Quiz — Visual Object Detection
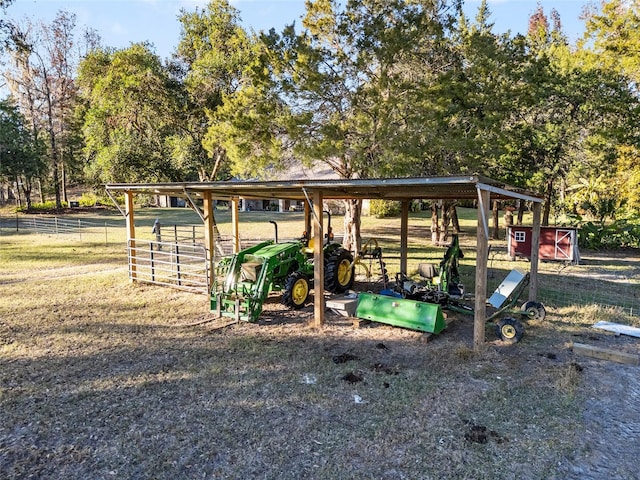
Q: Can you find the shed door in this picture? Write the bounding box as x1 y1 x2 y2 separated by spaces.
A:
555 229 573 260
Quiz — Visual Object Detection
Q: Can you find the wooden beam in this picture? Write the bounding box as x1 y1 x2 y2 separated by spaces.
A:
400 200 409 274
231 197 240 253
125 190 137 281
572 342 640 366
202 191 215 290
474 189 490 352
312 190 325 328
529 202 541 301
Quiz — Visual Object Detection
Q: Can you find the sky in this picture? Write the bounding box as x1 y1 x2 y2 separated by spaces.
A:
3 0 592 59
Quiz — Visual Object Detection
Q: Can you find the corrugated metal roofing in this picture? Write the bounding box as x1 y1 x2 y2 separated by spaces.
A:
106 175 542 203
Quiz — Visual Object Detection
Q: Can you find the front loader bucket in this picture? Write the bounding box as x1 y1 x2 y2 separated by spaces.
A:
356 293 446 334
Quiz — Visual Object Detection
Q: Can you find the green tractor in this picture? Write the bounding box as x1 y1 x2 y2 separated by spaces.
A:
210 218 355 322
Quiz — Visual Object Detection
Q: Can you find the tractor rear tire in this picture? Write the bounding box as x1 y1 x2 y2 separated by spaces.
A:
325 248 355 293
521 301 546 321
496 317 525 344
282 271 310 309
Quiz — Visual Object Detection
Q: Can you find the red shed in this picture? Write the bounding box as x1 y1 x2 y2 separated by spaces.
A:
507 226 580 264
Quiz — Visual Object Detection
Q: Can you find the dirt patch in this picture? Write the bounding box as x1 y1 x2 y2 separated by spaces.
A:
464 424 507 445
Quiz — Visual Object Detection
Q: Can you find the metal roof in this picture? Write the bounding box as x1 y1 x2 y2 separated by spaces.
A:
105 175 542 203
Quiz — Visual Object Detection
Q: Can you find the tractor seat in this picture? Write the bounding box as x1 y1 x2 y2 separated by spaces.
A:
417 263 438 281
301 238 315 255
241 257 264 282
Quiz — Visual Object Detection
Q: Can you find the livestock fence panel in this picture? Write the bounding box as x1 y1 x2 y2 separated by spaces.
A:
128 239 209 294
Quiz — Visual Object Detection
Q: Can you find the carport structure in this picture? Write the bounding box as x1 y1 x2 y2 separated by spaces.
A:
106 175 543 351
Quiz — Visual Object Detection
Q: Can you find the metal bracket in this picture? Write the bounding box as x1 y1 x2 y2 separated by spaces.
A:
476 186 490 241
182 189 205 223
302 187 323 236
105 189 126 218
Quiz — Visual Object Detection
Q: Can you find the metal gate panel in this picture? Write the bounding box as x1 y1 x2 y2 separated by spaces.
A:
128 239 209 293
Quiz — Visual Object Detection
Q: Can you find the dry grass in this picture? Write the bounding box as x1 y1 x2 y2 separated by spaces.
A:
0 232 593 479
1 210 637 479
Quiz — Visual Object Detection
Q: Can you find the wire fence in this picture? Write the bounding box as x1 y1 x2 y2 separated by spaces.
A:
480 254 640 318
0 214 124 244
4 215 639 316
537 261 640 318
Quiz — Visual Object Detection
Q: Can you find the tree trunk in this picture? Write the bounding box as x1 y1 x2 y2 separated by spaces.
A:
451 205 460 234
517 200 525 225
21 177 32 210
492 200 500 240
438 200 452 244
14 176 22 208
542 180 553 226
52 159 61 208
430 202 440 244
37 179 44 203
62 162 67 203
342 198 362 253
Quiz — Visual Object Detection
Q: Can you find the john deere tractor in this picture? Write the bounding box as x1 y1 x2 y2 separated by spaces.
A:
210 219 354 322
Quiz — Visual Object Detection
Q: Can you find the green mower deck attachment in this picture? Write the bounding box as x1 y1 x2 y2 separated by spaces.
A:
356 292 447 334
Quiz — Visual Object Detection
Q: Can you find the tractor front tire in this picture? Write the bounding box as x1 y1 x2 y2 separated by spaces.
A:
496 317 525 344
521 301 546 321
282 271 310 309
325 248 355 293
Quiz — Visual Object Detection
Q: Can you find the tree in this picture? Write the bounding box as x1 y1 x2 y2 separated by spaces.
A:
172 0 255 182
0 100 46 208
0 0 15 49
579 0 640 217
581 0 640 85
4 12 94 207
486 4 639 226
78 43 182 184
209 0 460 251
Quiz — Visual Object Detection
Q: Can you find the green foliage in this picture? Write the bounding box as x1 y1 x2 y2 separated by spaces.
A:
566 175 626 226
370 199 401 218
582 0 640 83
77 43 183 184
5 0 640 256
0 100 47 208
16 200 59 212
174 0 254 181
78 191 113 207
578 218 640 250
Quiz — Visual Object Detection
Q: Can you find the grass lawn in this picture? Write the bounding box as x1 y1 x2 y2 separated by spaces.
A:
5 207 639 479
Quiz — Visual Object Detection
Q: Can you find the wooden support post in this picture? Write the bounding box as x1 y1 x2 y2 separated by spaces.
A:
312 190 325 328
231 197 240 253
474 189 490 352
529 202 541 301
400 200 409 275
203 191 215 290
125 190 137 281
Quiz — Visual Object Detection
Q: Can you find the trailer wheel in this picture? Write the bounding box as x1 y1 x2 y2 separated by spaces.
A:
496 317 524 344
282 271 310 309
325 248 355 293
521 301 546 321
